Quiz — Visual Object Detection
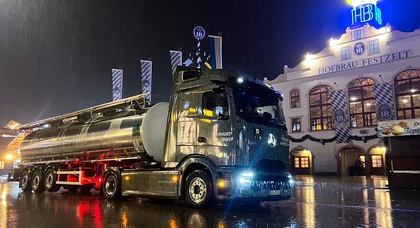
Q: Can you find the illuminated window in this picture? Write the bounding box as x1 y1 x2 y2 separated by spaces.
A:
348 78 376 127
309 85 332 131
290 89 300 108
394 69 420 119
371 155 382 168
354 29 362 40
368 40 379 54
291 117 301 132
0 161 4 169
294 156 309 168
341 46 351 60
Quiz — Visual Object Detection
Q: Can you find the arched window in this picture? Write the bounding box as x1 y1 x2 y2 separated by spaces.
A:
309 85 332 131
290 89 300 108
394 69 420 119
348 78 376 127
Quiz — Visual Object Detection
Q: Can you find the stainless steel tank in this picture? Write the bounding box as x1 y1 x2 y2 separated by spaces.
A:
20 113 144 161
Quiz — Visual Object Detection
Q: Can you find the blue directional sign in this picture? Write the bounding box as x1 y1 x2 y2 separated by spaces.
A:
193 26 206 40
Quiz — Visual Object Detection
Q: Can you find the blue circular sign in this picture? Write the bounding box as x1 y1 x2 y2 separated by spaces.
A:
378 104 392 120
333 109 346 124
354 42 365 55
193 26 205 40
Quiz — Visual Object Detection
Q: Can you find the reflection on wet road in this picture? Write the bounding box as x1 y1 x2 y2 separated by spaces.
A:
1 175 420 227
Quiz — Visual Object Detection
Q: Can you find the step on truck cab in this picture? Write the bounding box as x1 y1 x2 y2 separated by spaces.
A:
12 67 293 208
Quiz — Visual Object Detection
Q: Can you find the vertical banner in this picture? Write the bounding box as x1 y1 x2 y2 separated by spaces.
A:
330 90 351 143
373 82 395 121
112 68 123 101
208 35 223 69
169 50 182 74
140 60 152 102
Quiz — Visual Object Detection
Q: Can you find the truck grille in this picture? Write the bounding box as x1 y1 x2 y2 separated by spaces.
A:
250 180 283 191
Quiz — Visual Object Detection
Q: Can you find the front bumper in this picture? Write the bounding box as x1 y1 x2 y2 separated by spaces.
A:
215 171 293 201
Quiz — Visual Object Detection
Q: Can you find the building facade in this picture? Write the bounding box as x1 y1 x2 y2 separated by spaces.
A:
270 23 420 176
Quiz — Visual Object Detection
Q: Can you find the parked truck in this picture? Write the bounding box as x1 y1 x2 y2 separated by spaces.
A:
8 67 292 208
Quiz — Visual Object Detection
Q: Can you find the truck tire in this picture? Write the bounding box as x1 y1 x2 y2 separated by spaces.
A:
44 169 61 192
103 171 122 199
31 170 45 192
185 170 215 208
20 170 32 192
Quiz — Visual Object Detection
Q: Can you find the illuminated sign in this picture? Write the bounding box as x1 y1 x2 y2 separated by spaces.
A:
354 42 365 55
347 0 382 28
318 50 410 74
0 128 18 136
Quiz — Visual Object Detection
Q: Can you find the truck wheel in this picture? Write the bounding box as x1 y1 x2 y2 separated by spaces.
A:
31 170 45 192
103 171 122 199
44 169 61 192
20 170 32 192
185 170 215 208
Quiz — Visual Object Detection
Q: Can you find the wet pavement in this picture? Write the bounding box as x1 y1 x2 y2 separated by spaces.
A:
1 175 420 228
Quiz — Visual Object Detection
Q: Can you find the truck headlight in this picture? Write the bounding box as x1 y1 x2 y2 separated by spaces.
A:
239 171 254 184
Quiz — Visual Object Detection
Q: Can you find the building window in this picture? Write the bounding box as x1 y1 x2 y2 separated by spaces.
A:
294 156 309 168
348 78 376 127
0 161 4 169
290 89 300 108
394 69 420 119
354 29 362 40
368 40 379 54
309 85 332 131
341 46 351 60
371 155 383 168
291 117 301 132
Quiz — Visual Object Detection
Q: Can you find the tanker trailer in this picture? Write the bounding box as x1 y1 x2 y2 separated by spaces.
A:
15 67 293 208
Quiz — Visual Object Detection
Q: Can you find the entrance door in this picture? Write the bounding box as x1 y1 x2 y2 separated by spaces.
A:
370 155 384 175
291 155 311 175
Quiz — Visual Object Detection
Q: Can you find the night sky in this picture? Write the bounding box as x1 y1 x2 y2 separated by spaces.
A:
0 0 419 126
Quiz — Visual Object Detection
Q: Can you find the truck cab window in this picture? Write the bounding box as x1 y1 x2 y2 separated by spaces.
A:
202 92 228 118
234 88 285 127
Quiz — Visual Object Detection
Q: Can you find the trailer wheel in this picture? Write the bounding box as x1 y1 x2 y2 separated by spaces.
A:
44 169 61 192
20 170 32 192
185 170 215 208
103 171 122 199
31 170 45 192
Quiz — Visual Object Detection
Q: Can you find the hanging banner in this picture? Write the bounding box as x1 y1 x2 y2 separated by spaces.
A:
140 60 152 102
112 68 123 101
208 35 223 69
373 82 395 121
169 50 182 75
377 118 420 137
330 90 350 143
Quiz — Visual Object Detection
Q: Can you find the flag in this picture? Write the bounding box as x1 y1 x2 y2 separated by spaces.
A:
330 90 350 143
169 50 182 74
140 60 152 102
208 35 222 69
183 58 193 67
373 83 395 121
112 68 123 101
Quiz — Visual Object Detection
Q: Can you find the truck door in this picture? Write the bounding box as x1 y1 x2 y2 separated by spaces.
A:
196 90 233 165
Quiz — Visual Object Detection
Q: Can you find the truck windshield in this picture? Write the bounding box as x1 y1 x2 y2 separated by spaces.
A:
233 87 286 127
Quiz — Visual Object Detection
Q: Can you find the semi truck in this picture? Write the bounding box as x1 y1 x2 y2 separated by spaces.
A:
8 67 292 208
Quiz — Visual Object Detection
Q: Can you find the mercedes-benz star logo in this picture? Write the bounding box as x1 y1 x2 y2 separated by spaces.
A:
267 133 277 148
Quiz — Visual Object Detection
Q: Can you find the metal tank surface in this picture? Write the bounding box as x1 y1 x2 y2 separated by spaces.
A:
18 95 153 161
